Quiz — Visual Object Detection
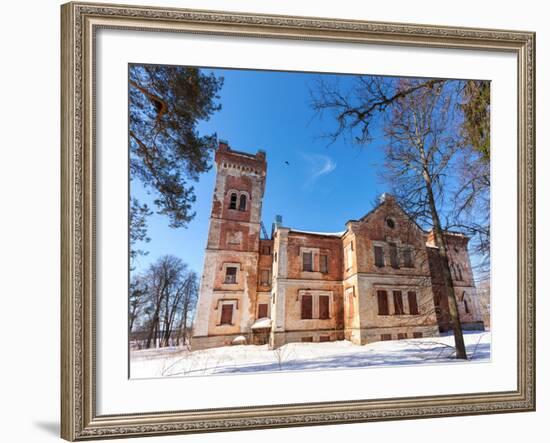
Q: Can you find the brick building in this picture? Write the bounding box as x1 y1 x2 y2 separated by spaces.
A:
191 142 485 350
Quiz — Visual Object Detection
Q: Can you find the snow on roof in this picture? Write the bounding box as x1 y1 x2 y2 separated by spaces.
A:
251 318 272 329
289 229 346 237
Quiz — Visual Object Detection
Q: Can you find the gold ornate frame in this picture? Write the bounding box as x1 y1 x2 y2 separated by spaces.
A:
60 1 536 440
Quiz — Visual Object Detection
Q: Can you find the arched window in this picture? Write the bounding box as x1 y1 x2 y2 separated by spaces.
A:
229 193 237 210
239 194 247 211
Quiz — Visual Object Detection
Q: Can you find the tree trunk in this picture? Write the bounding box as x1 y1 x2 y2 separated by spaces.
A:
424 170 467 359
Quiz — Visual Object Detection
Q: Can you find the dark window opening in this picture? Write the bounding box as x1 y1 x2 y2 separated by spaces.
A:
393 290 404 315
413 332 423 338
224 266 237 284
457 265 463 281
239 194 247 211
377 290 389 315
389 242 399 269
408 291 419 315
374 246 385 267
397 333 408 340
229 193 237 210
302 251 313 272
301 294 313 319
258 303 268 318
386 218 395 229
260 269 270 286
403 248 414 268
320 254 328 273
319 295 330 319
381 334 392 341
220 304 233 325
301 336 313 343
319 336 330 342
261 245 271 255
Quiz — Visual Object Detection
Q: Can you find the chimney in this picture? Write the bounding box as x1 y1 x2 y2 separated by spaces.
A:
271 215 283 234
380 193 395 203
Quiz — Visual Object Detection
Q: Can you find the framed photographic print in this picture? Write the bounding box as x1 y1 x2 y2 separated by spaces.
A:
60 1 536 440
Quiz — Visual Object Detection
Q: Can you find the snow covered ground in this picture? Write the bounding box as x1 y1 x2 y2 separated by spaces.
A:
130 331 490 379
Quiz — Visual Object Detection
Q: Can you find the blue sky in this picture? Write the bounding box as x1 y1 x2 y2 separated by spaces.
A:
131 68 395 275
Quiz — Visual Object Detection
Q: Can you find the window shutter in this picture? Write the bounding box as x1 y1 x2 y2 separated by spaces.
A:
301 294 313 319
303 252 313 272
377 290 389 315
389 243 399 268
258 303 268 318
408 291 419 315
403 248 414 267
319 295 330 319
220 304 233 325
320 254 328 273
374 246 385 267
393 290 404 315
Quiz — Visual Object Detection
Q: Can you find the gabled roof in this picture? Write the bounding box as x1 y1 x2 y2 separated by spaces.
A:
348 196 428 235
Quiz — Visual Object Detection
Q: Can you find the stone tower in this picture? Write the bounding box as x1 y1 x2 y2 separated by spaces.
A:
192 141 267 349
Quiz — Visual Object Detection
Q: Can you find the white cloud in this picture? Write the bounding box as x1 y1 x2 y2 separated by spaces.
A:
300 152 337 190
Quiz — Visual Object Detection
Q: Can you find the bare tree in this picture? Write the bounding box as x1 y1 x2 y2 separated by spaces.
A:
129 274 147 333
312 77 472 359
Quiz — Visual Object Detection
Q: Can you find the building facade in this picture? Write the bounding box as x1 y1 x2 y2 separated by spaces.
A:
191 142 485 350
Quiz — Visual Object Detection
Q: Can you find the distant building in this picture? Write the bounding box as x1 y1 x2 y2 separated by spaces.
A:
192 142 485 350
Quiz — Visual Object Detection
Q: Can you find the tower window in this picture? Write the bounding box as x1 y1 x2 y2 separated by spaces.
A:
224 266 237 284
239 194 247 211
229 193 237 210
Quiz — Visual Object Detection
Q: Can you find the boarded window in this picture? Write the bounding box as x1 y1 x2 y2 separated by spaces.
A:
345 243 353 269
403 248 414 267
374 246 385 267
389 242 399 268
377 290 389 315
397 333 408 340
346 287 355 319
393 290 404 315
381 334 392 341
319 335 330 342
224 266 237 284
258 303 268 318
220 304 233 325
261 245 271 255
239 194 247 211
260 269 270 286
320 254 329 273
464 298 470 314
408 291 419 315
301 336 313 342
229 193 237 209
301 294 313 319
302 251 313 272
413 332 423 338
319 295 330 319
